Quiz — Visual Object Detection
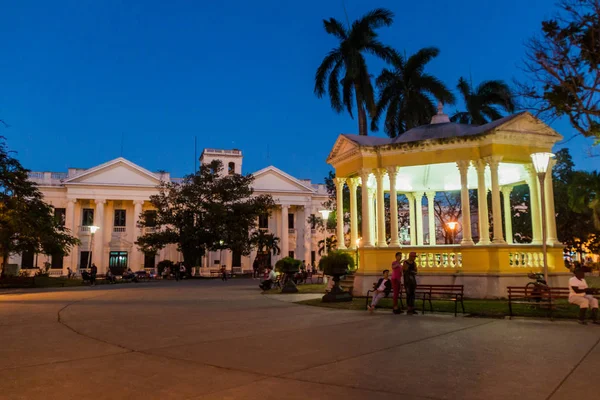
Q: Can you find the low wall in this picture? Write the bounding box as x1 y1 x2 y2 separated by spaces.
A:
352 272 572 299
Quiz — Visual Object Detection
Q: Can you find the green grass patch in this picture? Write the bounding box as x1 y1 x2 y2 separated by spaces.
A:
263 283 326 294
296 297 590 319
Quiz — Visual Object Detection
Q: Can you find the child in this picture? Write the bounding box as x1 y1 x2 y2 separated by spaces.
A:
368 270 392 313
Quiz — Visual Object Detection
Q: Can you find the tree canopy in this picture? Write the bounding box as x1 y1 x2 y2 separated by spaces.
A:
136 160 275 269
520 0 600 140
0 138 79 274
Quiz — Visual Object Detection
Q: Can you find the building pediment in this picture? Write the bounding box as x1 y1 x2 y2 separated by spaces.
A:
64 157 161 187
326 135 362 164
252 166 315 193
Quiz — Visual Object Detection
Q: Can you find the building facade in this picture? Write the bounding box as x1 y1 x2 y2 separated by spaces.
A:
14 149 329 275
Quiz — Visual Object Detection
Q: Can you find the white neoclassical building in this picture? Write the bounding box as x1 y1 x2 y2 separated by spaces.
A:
14 149 329 275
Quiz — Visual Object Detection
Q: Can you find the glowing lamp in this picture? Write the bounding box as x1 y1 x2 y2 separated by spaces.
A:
530 152 555 174
89 225 100 234
319 209 331 220
446 221 458 231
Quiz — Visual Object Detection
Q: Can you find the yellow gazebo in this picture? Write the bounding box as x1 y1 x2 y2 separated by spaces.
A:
326 105 565 298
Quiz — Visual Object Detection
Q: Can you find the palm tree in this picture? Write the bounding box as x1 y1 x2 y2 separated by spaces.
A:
250 230 281 266
371 47 455 138
318 235 338 256
314 8 397 136
569 171 600 230
450 77 516 124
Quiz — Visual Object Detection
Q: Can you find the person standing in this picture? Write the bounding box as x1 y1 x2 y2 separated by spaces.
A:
391 252 403 314
403 252 418 315
90 263 98 286
221 265 227 282
179 263 186 280
252 258 259 279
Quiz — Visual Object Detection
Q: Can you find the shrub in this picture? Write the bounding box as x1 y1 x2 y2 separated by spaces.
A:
157 260 174 276
318 250 354 276
275 257 301 274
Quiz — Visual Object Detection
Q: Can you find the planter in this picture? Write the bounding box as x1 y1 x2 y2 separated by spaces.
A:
322 273 352 302
339 274 355 295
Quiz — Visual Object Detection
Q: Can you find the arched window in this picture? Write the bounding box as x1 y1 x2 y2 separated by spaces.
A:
228 162 235 175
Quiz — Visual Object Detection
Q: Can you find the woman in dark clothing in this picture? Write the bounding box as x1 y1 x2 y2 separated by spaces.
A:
403 252 418 315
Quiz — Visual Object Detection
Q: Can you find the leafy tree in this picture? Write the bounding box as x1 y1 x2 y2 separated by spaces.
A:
371 47 456 137
432 192 462 244
250 229 280 267
451 77 516 124
519 0 600 140
317 235 337 256
0 138 79 276
314 8 397 136
569 170 600 229
136 160 275 270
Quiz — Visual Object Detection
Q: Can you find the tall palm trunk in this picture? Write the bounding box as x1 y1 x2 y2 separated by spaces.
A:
354 82 368 136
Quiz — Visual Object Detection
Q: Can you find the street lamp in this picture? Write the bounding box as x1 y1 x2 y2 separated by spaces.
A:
531 152 554 284
319 209 331 255
355 238 361 270
446 221 458 244
87 225 100 271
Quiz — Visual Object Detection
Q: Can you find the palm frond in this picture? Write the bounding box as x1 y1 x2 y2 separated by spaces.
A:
323 18 347 40
355 8 394 30
314 50 342 97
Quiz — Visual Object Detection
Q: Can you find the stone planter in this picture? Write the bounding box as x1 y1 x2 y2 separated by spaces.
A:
322 272 352 302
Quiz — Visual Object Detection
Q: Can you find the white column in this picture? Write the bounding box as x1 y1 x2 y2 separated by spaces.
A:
65 199 77 271
426 191 436 245
525 165 542 244
456 161 474 245
334 177 347 249
501 186 514 244
296 205 305 258
359 169 373 247
387 167 400 247
93 199 106 271
303 205 311 262
281 205 289 257
545 159 559 245
486 156 506 244
415 192 424 246
368 188 377 245
348 178 359 248
132 200 144 270
374 169 387 247
474 160 491 245
407 193 416 245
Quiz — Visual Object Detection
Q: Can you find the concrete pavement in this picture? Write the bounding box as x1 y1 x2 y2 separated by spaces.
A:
0 279 599 400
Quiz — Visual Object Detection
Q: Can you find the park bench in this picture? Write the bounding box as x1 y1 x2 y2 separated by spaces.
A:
209 269 220 277
507 286 572 320
417 284 465 317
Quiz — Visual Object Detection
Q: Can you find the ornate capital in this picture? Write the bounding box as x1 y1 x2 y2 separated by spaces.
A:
415 191 424 200
501 185 513 196
359 168 372 181
484 155 502 170
386 166 398 178
334 177 346 188
456 160 471 176
347 177 360 190
67 198 77 204
133 200 145 206
94 199 106 205
425 191 436 200
474 159 487 174
373 168 386 184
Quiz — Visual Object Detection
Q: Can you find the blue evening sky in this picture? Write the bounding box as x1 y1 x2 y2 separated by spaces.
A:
1 0 596 183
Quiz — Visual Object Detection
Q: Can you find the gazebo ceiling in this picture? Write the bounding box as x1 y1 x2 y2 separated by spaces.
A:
365 162 528 193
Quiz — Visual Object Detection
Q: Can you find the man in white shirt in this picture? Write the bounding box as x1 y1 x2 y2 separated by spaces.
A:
259 266 276 290
569 269 600 325
368 270 392 313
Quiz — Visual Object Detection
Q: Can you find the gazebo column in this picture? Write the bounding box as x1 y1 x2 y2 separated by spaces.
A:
456 161 474 245
475 160 491 245
359 169 374 247
369 188 377 245
416 192 424 246
375 169 387 247
486 156 506 244
426 191 436 245
387 167 400 247
407 193 416 245
334 177 347 249
525 165 542 244
501 186 514 244
545 159 559 245
347 178 359 248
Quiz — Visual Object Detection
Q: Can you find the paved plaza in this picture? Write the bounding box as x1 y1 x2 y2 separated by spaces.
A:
1 280 599 400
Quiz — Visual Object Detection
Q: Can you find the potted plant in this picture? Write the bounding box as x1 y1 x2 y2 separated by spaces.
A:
319 250 354 302
275 257 301 293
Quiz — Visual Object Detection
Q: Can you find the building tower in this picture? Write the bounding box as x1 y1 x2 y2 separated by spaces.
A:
199 148 243 175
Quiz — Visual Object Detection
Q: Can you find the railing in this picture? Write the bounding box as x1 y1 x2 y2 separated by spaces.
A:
143 227 157 234
288 228 296 234
28 172 44 179
113 226 126 233
415 251 462 269
509 251 544 268
80 226 91 233
51 172 68 180
204 149 241 155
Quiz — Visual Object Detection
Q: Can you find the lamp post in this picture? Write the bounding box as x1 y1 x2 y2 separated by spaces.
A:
531 152 555 284
88 225 99 272
355 238 361 270
446 221 458 244
319 209 331 255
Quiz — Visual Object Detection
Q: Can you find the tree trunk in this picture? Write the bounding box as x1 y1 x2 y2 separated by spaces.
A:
1 249 9 278
354 83 368 136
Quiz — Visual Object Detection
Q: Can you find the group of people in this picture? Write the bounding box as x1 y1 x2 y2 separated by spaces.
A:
161 263 187 281
367 251 418 315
